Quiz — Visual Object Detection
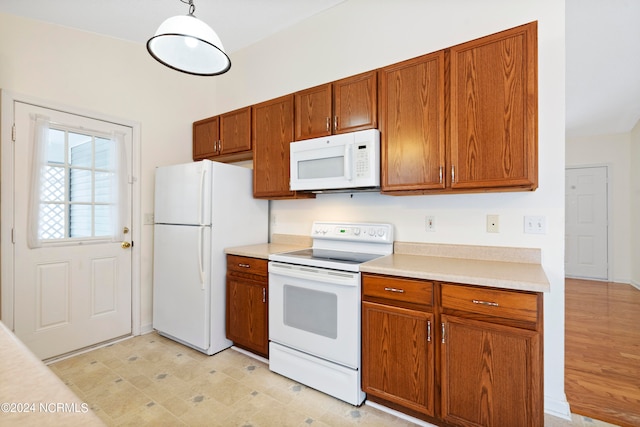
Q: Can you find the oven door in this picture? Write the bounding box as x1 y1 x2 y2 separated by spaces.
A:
268 261 361 369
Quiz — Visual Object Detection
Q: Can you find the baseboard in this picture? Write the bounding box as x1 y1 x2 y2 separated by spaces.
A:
230 346 269 365
544 394 572 420
140 323 154 335
364 401 437 427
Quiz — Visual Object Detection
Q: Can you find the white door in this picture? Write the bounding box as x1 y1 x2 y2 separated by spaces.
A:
565 166 608 280
10 101 133 360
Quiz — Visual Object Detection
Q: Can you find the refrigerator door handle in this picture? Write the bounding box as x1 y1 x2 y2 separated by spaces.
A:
198 167 207 225
198 227 205 290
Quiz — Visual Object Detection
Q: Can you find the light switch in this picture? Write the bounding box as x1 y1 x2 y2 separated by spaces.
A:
524 215 546 234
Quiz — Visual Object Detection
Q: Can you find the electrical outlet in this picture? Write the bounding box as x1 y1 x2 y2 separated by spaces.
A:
425 216 436 232
486 215 499 233
524 215 546 234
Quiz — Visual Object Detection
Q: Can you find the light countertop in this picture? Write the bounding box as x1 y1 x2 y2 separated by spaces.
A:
0 321 105 426
225 237 549 293
361 242 549 293
224 233 311 260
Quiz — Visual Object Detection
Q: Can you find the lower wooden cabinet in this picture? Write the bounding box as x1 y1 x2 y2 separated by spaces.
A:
226 255 269 358
362 275 435 417
440 315 541 427
362 274 543 427
362 301 435 416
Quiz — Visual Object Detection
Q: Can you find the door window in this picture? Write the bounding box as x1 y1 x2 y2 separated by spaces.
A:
30 117 127 246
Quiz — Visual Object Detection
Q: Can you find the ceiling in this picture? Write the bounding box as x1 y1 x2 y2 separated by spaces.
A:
0 0 638 138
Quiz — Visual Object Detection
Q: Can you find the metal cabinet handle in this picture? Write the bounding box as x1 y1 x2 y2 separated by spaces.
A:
326 117 331 132
451 165 456 184
427 320 431 342
262 287 266 303
384 287 405 293
472 299 499 307
439 166 443 184
441 322 446 343
334 116 338 132
238 263 250 268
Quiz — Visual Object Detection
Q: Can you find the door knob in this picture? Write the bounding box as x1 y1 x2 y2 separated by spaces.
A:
121 241 131 249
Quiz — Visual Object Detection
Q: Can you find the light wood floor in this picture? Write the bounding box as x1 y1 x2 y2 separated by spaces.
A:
565 278 640 427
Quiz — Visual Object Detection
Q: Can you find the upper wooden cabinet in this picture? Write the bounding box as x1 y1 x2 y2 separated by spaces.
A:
193 115 219 160
380 21 538 194
193 106 252 163
449 22 538 191
379 51 446 192
294 71 377 141
252 95 314 199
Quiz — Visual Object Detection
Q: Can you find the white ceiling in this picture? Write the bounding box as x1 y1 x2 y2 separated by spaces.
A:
1 0 639 138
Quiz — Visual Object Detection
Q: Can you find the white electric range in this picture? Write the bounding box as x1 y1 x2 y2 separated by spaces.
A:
268 221 393 405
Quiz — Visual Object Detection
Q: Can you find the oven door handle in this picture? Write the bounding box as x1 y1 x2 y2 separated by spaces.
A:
269 262 359 287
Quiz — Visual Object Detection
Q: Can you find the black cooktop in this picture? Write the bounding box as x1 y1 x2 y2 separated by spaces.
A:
277 248 383 265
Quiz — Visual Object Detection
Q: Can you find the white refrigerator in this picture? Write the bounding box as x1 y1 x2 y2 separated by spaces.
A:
152 159 268 355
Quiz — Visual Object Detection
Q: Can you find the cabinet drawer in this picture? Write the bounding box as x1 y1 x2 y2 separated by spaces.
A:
363 275 433 306
441 284 538 323
226 255 268 276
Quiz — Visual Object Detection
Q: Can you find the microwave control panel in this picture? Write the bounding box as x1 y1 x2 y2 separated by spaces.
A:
355 144 370 178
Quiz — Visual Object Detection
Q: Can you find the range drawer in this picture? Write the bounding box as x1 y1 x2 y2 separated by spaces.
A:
226 255 268 276
363 274 433 307
441 283 538 323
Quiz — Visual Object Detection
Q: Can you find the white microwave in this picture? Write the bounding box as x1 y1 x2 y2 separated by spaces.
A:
289 129 380 192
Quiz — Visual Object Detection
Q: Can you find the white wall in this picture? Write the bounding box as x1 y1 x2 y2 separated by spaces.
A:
0 0 570 418
631 120 640 288
214 0 568 417
566 133 632 283
0 12 220 336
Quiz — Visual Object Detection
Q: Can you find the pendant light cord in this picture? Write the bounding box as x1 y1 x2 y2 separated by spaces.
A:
179 0 196 16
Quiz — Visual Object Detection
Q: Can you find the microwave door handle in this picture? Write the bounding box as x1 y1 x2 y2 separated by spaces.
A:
344 144 353 181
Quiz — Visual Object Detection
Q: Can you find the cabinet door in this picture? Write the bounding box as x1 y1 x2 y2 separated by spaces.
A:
362 301 435 416
333 72 377 134
226 275 268 357
449 22 537 191
379 51 446 193
294 83 332 140
220 107 252 155
440 314 542 427
193 116 220 160
252 95 297 199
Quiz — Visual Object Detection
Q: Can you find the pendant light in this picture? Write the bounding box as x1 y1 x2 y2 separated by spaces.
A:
147 0 231 76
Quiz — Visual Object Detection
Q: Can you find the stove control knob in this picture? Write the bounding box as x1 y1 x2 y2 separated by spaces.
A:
353 227 361 236
368 227 375 236
377 228 385 237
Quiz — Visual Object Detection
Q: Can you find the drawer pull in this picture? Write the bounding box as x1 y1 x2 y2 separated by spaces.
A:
472 299 499 307
384 287 405 293
238 263 251 268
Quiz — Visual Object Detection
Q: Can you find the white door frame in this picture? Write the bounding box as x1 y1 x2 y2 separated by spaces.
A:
565 164 613 282
0 89 142 336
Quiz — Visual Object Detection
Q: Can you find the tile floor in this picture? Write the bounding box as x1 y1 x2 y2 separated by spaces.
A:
49 333 620 427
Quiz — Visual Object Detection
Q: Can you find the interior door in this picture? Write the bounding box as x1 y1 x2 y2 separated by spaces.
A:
565 166 609 280
10 101 133 360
